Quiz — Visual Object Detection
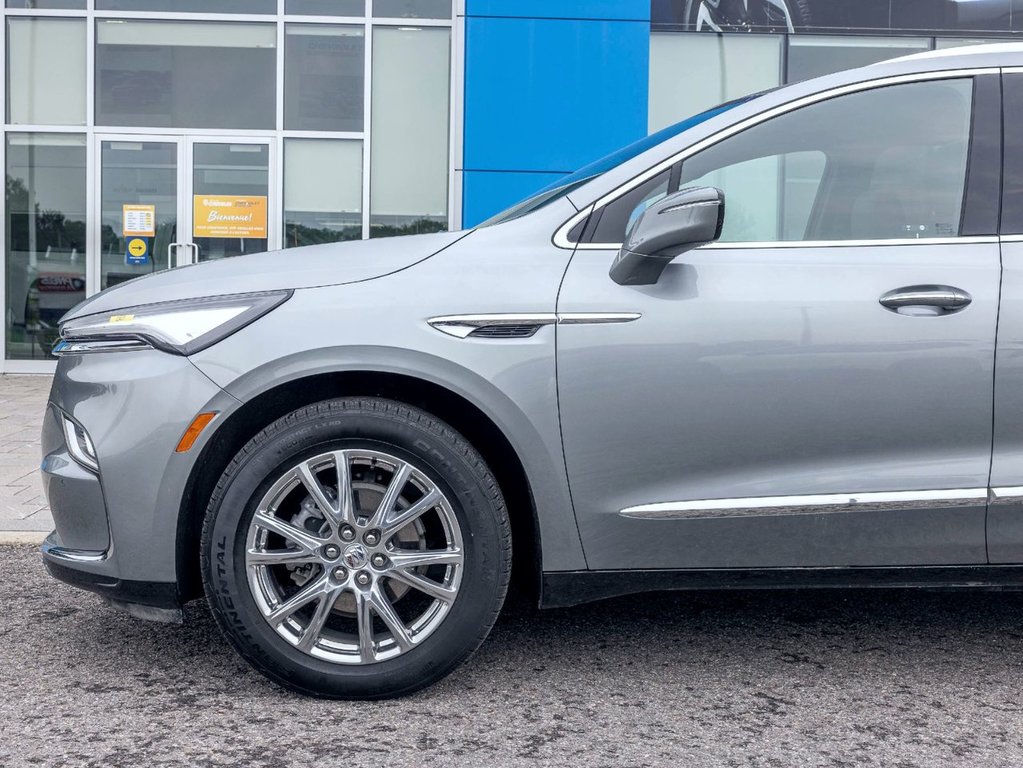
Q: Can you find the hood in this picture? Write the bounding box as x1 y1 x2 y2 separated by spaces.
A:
64 229 471 320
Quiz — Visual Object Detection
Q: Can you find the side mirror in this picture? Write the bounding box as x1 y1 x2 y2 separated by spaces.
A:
609 186 724 286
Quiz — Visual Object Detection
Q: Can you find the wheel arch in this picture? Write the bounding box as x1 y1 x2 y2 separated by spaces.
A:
176 369 544 605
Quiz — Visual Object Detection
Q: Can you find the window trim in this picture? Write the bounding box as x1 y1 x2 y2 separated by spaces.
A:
553 66 1000 251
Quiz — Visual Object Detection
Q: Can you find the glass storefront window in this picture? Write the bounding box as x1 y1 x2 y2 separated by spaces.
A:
6 18 86 125
285 25 364 132
936 37 1005 49
6 1 84 7
286 0 365 14
99 141 177 290
648 32 781 132
373 0 450 19
96 20 276 130
370 26 450 237
786 36 931 83
285 139 362 247
96 0 276 12
4 134 86 360
192 143 270 261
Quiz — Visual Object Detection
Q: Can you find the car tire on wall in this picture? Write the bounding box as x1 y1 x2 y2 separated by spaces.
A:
200 397 512 699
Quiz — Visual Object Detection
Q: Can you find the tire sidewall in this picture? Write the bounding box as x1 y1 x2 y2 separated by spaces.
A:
202 400 509 699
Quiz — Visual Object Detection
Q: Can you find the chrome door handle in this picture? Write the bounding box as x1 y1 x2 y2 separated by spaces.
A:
879 285 972 315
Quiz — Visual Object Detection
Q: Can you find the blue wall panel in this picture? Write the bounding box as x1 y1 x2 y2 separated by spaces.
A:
462 170 567 226
466 0 649 21
461 3 650 226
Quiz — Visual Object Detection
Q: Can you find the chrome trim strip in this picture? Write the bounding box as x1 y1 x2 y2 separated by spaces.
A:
553 67 999 251
42 542 107 563
557 312 642 325
52 339 150 356
428 313 557 339
552 204 593 249
999 234 1023 243
428 312 641 338
990 486 1023 503
61 415 99 472
620 488 987 520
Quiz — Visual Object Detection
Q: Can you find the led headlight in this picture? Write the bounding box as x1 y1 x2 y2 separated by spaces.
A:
54 290 292 356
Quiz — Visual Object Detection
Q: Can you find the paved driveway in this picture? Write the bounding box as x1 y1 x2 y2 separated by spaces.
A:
0 375 52 534
4 543 1023 767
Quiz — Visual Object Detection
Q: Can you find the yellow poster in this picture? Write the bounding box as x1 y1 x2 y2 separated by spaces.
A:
193 195 268 239
122 204 156 237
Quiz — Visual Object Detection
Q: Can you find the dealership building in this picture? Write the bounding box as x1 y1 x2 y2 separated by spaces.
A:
2 0 1019 370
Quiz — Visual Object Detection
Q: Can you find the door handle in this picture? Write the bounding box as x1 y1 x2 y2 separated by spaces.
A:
878 285 972 316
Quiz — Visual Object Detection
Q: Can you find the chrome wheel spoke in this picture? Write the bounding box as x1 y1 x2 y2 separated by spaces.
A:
297 585 343 652
370 585 413 651
246 548 321 567
296 461 342 531
267 574 329 626
388 548 463 570
381 488 441 538
333 450 356 526
388 567 457 603
355 590 376 663
368 462 412 529
252 512 325 552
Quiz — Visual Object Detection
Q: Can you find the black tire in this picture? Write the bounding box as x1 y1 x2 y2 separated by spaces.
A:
200 397 512 699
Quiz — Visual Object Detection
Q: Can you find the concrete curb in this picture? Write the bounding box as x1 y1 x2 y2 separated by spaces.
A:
0 531 47 545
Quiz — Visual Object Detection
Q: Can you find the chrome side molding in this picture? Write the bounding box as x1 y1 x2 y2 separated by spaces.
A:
428 312 641 338
620 488 988 520
989 486 1023 504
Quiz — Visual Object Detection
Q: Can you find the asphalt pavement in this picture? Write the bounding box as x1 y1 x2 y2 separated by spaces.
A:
4 543 1023 767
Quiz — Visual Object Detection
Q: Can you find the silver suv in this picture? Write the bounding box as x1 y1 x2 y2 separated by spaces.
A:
40 44 1023 699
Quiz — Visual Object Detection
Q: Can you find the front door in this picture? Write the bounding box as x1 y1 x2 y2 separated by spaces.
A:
94 135 274 291
557 74 1002 570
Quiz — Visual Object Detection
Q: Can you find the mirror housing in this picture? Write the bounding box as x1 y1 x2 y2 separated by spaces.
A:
609 186 725 286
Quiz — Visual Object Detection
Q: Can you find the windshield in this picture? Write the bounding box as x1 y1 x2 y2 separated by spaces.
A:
477 96 752 228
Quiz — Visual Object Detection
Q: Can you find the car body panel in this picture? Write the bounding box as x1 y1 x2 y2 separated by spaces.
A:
39 44 1023 617
557 243 998 569
189 199 587 572
63 230 470 320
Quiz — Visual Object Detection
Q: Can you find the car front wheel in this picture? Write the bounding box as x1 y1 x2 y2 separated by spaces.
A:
201 397 512 699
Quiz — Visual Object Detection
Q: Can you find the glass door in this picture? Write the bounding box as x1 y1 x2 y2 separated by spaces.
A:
96 135 182 291
185 138 275 263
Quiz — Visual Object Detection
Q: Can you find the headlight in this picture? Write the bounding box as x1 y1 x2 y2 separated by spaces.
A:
54 290 292 356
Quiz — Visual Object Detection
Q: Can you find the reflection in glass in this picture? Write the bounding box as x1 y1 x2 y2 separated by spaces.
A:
286 0 365 14
679 79 972 242
6 0 85 8
100 141 177 290
96 20 276 130
786 36 930 83
192 143 270 261
7 18 86 125
373 0 450 19
648 32 781 132
285 25 365 132
285 139 362 247
5 134 87 360
370 27 450 237
96 0 276 11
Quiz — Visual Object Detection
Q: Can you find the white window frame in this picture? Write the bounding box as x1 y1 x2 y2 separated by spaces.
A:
0 0 462 372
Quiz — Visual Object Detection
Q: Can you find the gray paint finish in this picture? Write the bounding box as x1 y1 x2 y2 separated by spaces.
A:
557 242 998 569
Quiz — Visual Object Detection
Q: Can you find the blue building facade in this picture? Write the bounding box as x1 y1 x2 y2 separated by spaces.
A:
460 1 651 226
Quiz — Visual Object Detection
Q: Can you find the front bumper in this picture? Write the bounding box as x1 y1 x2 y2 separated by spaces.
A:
39 347 235 613
41 531 181 621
